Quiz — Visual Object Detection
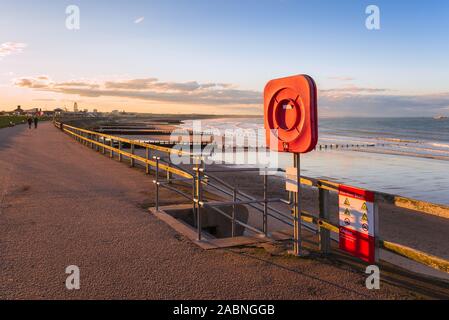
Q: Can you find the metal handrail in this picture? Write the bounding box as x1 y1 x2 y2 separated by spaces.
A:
54 121 449 274
200 169 294 224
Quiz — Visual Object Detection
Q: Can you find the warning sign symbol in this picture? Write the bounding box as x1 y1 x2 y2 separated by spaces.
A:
344 208 351 216
361 202 369 212
344 198 351 206
362 223 369 232
362 213 369 222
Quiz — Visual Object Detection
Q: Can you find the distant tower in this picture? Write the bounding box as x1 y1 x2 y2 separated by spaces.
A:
73 102 79 112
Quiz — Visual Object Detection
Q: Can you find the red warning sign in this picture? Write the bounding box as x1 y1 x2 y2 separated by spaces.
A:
264 75 318 153
338 185 377 263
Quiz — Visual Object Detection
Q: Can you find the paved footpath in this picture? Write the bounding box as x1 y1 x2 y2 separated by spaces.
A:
0 123 441 299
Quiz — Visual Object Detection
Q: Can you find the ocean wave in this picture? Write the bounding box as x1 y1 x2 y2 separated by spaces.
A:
430 142 449 149
377 137 420 143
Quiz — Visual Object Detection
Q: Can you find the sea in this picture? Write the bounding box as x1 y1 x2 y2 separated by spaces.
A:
180 117 449 205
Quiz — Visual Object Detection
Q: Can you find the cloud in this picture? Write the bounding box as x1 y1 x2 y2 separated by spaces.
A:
134 17 145 24
14 76 52 89
0 42 27 59
32 98 56 102
55 81 100 89
320 85 390 95
320 91 449 116
14 75 449 116
14 76 261 106
328 76 355 81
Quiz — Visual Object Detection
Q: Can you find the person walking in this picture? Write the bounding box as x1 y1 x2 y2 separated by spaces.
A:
27 116 33 129
33 115 39 129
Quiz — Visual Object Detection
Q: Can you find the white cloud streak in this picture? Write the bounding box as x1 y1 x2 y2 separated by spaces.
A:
0 42 27 59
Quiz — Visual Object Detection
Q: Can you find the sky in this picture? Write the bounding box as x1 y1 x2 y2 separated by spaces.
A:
1 0 449 116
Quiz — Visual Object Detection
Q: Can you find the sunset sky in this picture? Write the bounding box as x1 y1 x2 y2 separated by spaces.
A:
1 0 449 116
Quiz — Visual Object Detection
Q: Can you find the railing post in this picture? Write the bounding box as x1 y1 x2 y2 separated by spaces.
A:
145 147 150 174
167 165 172 183
130 143 135 167
102 137 106 154
196 157 203 241
263 169 268 236
118 141 122 162
155 156 160 211
192 176 197 228
232 188 237 237
318 183 331 255
110 139 114 158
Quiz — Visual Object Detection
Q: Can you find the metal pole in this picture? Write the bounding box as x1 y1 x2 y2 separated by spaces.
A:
293 153 302 256
155 157 160 211
167 167 172 183
192 176 197 228
263 169 268 236
130 143 135 167
110 139 114 158
232 188 237 237
319 184 331 254
374 201 380 263
145 147 150 174
118 141 122 162
196 158 202 241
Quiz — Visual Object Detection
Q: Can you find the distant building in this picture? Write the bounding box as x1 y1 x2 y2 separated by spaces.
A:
73 102 79 113
13 105 25 115
25 107 39 115
42 111 55 116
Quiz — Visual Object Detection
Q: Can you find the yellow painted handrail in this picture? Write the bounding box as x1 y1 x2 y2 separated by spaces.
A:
63 124 193 179
63 124 194 157
300 212 449 274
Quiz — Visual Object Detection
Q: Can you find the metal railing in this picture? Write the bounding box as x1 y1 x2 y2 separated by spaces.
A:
54 121 449 275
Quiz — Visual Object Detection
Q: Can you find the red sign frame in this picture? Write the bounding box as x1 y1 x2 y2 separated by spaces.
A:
338 185 377 263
